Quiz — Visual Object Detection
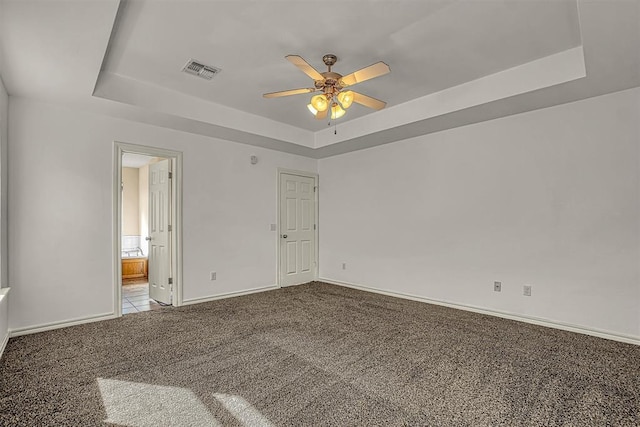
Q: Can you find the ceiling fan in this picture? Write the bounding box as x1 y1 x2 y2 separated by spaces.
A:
263 54 390 120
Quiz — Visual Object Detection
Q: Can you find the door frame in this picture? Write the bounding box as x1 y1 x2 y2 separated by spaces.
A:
113 142 184 316
277 168 319 287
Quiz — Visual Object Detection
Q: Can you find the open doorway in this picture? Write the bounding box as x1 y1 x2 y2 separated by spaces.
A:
114 143 183 317
121 154 163 313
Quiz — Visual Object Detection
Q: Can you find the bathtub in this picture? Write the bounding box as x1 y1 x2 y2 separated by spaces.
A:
121 256 148 281
121 236 148 282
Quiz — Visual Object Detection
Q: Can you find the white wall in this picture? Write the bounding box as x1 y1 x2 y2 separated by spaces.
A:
0 75 8 288
8 97 317 331
121 167 140 236
7 88 639 339
319 87 640 339
0 77 8 355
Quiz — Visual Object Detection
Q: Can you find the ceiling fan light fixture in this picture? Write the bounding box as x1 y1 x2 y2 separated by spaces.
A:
264 54 389 122
337 90 354 109
310 94 329 112
330 103 346 119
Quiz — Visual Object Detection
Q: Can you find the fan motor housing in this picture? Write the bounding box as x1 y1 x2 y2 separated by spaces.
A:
317 72 344 91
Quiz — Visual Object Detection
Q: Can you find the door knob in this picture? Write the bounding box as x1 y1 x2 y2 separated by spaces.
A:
145 236 152 241
281 234 288 239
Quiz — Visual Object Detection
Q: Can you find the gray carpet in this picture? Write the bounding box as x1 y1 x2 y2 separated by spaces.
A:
0 282 638 426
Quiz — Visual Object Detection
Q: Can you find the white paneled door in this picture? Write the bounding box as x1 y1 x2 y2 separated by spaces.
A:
148 159 172 304
280 172 317 286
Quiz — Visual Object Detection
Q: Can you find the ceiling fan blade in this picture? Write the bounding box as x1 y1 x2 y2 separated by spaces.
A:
340 62 390 87
263 87 316 98
315 109 328 120
352 92 387 110
285 55 325 81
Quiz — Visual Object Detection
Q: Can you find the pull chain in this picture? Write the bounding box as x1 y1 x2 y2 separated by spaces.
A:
326 116 337 135
327 95 338 135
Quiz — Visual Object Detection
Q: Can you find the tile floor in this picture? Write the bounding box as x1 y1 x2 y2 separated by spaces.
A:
122 283 165 314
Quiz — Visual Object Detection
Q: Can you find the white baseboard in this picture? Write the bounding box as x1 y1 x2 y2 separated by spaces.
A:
10 312 118 337
0 330 8 360
8 285 281 337
319 278 640 346
0 287 10 359
182 285 279 306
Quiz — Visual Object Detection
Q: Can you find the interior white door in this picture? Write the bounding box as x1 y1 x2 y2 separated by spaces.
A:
280 173 316 286
148 159 172 304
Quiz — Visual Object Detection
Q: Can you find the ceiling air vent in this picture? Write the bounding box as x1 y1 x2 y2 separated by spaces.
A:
182 59 221 80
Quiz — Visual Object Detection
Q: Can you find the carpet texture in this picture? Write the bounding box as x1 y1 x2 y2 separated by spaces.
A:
0 282 638 426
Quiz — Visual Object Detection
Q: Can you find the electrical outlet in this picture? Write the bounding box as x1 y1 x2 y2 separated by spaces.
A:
342 263 346 270
494 281 502 292
210 271 217 281
523 285 532 296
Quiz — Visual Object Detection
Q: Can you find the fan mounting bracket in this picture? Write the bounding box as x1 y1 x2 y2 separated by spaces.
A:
322 54 337 67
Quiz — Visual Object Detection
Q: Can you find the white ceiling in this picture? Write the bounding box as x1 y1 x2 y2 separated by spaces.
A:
122 152 154 168
0 0 638 158
103 0 581 131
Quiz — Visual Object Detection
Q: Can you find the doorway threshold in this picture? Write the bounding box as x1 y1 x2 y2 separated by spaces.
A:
122 283 165 314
